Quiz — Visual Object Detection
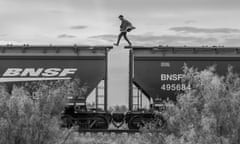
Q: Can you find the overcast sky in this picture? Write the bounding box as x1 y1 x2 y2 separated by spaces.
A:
1 0 240 46
0 0 240 106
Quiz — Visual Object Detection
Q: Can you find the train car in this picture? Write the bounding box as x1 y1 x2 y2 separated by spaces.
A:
126 46 240 129
0 45 112 130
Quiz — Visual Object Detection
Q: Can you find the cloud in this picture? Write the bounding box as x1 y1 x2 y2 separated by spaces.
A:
170 27 240 33
0 34 7 37
57 34 76 38
90 34 116 41
93 0 240 13
0 40 23 45
131 35 218 45
49 9 65 14
89 34 218 46
70 25 88 30
184 20 196 24
224 38 240 46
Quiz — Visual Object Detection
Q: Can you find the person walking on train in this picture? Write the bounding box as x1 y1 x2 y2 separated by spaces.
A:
114 15 135 46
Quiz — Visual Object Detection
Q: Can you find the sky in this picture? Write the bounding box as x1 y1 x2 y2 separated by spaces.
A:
1 0 240 46
0 0 240 106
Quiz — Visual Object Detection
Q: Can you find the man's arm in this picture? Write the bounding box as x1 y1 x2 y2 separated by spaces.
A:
120 20 132 32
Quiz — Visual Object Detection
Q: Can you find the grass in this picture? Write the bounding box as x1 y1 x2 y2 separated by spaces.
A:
64 132 153 144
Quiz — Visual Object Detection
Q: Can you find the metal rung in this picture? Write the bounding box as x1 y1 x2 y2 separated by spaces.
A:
97 104 105 106
97 86 104 89
97 95 105 97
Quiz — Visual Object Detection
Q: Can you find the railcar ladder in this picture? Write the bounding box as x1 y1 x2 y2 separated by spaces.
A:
132 84 143 111
95 82 105 111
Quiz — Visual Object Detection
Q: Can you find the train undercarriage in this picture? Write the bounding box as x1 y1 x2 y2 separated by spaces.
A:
61 107 166 131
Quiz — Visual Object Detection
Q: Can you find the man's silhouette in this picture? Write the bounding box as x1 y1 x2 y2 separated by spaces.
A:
114 15 135 46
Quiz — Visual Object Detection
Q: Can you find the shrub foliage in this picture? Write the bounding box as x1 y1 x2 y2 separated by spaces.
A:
141 66 240 144
0 80 84 144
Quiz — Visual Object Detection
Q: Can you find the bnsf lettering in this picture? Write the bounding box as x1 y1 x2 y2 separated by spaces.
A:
2 68 77 77
41 68 62 77
161 74 184 81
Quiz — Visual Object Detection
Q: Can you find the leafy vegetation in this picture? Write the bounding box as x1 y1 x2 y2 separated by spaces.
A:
64 66 240 144
109 105 128 113
140 66 240 144
1 66 240 144
0 80 84 144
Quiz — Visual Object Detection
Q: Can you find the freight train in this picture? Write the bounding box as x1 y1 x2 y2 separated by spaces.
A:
1 45 240 130
0 45 112 130
125 46 240 129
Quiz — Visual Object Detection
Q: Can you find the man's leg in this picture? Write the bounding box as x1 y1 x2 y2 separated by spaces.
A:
114 32 124 46
123 32 132 46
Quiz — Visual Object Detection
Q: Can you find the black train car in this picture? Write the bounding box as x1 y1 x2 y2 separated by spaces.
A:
0 45 112 129
126 46 240 129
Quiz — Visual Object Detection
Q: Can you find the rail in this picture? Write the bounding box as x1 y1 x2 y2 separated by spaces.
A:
125 45 240 55
0 45 113 56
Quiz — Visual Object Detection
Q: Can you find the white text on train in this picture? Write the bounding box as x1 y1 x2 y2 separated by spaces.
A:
2 68 77 77
161 74 184 81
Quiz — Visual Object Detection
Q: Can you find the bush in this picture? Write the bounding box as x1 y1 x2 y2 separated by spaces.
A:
0 80 83 144
141 66 240 144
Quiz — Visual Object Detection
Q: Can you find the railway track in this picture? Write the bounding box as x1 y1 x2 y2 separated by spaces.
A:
78 129 140 133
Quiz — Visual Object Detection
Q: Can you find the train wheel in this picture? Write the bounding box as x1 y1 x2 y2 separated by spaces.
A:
61 115 74 128
91 116 109 129
128 116 144 130
77 120 90 129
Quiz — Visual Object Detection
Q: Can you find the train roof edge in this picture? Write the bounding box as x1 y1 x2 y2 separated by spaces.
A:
0 45 113 57
125 45 240 49
125 46 240 58
0 44 113 49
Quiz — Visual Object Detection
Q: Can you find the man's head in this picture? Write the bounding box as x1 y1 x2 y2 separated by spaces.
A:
118 15 124 20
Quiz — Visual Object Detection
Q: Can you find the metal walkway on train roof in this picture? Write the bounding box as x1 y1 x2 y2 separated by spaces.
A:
0 45 113 57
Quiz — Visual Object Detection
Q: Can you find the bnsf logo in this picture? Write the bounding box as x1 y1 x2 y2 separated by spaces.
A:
2 68 77 77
